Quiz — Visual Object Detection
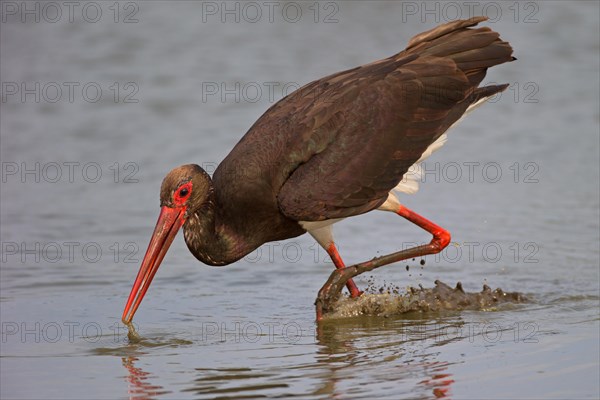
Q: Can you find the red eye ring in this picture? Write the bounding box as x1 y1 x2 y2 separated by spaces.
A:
173 181 192 205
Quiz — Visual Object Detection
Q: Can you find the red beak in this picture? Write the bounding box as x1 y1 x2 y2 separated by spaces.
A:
122 206 186 324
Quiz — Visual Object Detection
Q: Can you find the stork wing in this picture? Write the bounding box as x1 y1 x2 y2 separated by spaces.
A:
274 17 513 221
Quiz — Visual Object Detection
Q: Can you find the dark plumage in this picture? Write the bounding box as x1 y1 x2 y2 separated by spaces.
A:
211 16 513 262
123 17 514 323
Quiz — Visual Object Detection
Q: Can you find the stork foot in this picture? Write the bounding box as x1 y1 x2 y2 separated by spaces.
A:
316 265 364 320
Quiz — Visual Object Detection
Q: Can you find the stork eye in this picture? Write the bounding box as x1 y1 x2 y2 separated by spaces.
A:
173 182 193 205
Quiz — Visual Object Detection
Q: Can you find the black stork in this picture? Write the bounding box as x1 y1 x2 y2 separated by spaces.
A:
122 17 514 323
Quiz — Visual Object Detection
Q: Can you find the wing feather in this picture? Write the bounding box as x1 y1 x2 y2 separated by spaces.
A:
275 18 513 221
214 18 513 227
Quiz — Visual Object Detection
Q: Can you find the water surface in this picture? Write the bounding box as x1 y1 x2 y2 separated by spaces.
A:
1 1 599 399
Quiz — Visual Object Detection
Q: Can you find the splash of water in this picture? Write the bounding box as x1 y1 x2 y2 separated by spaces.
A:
325 280 528 318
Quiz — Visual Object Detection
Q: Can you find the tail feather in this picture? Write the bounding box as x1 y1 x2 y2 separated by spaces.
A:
413 29 500 58
393 18 513 197
402 17 514 88
406 16 489 49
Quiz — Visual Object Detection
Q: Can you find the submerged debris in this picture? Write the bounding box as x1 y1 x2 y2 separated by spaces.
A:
320 280 528 318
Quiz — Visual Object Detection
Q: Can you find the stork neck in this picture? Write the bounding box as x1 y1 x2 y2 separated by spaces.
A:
182 192 250 266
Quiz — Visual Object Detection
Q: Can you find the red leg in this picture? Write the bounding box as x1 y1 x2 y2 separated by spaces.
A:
396 204 451 250
316 203 451 320
326 243 363 298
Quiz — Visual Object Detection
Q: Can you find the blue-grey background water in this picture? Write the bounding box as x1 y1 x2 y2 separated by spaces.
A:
1 1 599 399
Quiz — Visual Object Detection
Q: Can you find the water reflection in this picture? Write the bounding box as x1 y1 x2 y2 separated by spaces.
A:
93 332 192 399
184 368 288 397
418 362 455 399
107 315 460 399
94 287 513 398
314 316 459 399
122 356 170 400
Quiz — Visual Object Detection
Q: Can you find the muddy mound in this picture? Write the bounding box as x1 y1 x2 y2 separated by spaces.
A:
323 280 528 318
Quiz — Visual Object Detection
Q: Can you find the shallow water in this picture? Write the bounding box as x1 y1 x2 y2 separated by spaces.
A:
1 1 599 399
